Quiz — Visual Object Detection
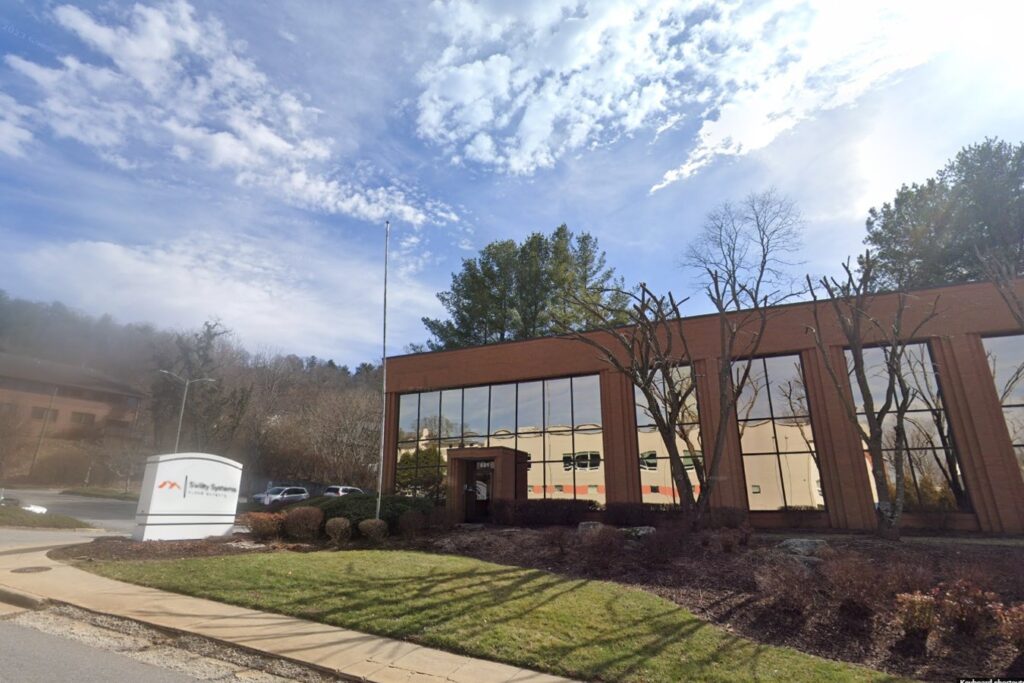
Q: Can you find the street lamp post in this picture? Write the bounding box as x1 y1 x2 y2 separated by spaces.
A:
158 370 216 453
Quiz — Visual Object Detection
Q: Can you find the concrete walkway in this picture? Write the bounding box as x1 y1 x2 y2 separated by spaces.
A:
0 544 575 683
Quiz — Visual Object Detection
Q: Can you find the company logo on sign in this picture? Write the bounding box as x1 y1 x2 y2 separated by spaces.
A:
158 480 181 490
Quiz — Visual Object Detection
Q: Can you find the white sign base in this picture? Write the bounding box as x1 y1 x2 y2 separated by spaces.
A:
133 453 242 541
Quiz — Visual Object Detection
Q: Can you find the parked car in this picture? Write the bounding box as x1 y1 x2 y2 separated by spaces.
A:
323 485 363 497
252 486 309 506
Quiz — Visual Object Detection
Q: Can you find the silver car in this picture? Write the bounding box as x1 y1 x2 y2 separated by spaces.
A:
323 485 363 497
252 486 309 506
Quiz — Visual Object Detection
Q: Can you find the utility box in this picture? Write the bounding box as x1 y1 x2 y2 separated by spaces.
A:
133 453 242 541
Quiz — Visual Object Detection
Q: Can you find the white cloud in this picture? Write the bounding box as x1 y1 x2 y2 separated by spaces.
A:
0 92 34 157
4 1 454 226
416 0 1013 189
7 230 440 360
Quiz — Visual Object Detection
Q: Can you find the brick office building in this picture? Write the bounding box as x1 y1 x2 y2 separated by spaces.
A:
382 280 1024 534
0 351 143 456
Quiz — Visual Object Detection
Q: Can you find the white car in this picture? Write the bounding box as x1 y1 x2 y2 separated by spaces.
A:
323 485 363 497
252 486 309 506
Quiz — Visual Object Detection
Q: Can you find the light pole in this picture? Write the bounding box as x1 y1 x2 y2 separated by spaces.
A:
375 219 391 521
158 370 216 453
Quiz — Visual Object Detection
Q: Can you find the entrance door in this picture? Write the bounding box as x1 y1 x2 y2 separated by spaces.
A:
464 460 494 522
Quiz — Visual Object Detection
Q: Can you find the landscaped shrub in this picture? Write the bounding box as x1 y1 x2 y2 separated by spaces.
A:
283 507 324 541
426 505 452 530
737 522 754 546
820 554 888 619
718 530 738 553
398 509 427 536
304 494 433 533
997 603 1024 651
358 518 388 543
605 503 677 527
755 558 814 613
699 506 747 530
577 524 625 570
932 579 1001 638
245 512 284 541
325 517 352 545
895 592 937 635
491 499 596 526
542 526 573 556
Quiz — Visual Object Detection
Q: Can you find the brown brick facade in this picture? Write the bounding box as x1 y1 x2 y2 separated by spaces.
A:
385 280 1024 533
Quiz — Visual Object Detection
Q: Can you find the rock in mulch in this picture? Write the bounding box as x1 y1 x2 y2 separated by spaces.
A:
777 538 828 557
622 526 657 539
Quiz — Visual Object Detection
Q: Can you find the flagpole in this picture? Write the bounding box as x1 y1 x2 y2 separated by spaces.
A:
375 220 391 520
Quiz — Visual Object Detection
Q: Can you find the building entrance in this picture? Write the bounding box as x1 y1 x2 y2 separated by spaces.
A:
464 459 493 522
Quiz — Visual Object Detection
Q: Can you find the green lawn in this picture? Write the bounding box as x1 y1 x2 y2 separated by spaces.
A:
0 505 91 528
61 487 139 502
90 551 899 682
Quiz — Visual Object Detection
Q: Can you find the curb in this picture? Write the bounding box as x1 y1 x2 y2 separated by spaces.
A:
0 585 48 610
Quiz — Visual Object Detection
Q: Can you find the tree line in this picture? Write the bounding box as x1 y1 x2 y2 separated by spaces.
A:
0 296 383 491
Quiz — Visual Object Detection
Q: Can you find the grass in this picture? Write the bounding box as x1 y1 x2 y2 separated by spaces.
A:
61 487 139 502
0 505 91 528
90 551 899 682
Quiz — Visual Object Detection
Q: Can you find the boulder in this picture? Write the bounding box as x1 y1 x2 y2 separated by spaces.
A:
455 523 485 532
622 526 657 539
577 521 605 538
778 538 828 556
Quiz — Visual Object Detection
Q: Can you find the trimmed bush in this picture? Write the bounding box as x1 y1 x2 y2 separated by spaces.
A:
301 494 433 533
932 579 1001 638
577 524 625 570
283 507 323 541
245 512 284 541
997 603 1024 651
492 499 596 526
325 517 352 545
820 554 888 619
426 505 452 530
895 592 937 634
398 509 427 537
542 526 573 556
699 506 748 530
358 518 388 543
755 558 814 613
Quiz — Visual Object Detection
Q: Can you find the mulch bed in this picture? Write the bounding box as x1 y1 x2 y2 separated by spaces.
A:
48 535 273 563
50 527 1024 681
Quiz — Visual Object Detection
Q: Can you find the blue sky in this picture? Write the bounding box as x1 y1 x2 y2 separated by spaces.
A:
1 0 1022 365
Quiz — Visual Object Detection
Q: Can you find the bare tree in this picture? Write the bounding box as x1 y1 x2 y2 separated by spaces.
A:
560 284 705 516
684 188 804 517
0 407 29 481
806 253 941 538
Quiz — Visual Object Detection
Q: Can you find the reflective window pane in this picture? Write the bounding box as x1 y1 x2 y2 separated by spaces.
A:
462 386 489 437
517 381 543 433
489 383 516 435
778 453 824 509
986 334 1024 406
765 355 808 419
441 389 462 438
419 391 441 439
572 375 602 428
736 358 771 420
744 454 785 511
545 378 572 430
398 393 418 442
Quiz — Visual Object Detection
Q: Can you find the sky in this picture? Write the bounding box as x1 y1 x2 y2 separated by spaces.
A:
1 0 1022 366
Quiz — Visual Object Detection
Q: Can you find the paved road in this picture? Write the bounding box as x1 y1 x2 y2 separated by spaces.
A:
0 620 196 682
1 488 136 534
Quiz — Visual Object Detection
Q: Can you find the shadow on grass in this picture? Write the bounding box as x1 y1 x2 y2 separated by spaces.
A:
97 551 896 682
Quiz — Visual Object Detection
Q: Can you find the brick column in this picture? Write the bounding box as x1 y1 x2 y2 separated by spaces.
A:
600 370 641 504
802 347 877 530
930 335 1024 533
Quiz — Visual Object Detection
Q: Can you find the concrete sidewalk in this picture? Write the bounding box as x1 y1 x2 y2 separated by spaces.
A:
0 544 576 683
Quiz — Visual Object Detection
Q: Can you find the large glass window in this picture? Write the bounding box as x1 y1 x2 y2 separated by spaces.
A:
634 367 703 506
848 343 971 513
984 334 1024 480
736 355 825 512
395 374 604 503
